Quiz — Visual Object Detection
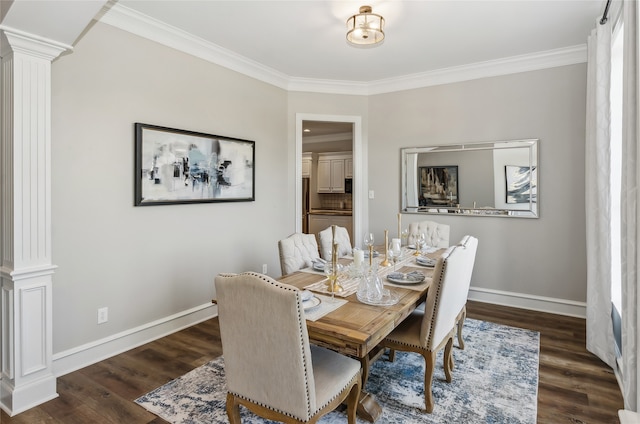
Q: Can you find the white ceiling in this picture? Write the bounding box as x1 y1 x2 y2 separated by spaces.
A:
0 0 607 95
112 0 605 86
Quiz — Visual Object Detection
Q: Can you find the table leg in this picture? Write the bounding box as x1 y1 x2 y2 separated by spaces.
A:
357 391 383 422
355 349 386 422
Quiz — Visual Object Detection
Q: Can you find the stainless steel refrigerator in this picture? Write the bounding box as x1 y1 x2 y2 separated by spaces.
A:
302 177 310 233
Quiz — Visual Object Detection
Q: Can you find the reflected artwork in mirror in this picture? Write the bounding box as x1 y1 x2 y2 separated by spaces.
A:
401 139 538 218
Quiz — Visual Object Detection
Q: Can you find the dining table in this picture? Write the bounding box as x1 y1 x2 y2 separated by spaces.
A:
278 246 442 422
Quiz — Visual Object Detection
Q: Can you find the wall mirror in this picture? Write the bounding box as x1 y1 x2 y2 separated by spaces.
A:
401 139 538 218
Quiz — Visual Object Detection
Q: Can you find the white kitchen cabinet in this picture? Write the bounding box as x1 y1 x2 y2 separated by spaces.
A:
345 157 353 178
302 152 313 178
317 152 351 193
308 214 353 244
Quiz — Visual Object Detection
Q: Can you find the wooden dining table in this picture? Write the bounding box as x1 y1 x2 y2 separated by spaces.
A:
278 249 438 422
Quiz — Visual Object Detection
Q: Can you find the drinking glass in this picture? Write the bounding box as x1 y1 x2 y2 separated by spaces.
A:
417 233 426 255
324 263 342 302
388 241 402 272
364 232 374 249
401 228 409 247
364 232 375 265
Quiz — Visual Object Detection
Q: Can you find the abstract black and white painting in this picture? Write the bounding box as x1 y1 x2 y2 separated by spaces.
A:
135 123 255 206
419 165 459 206
505 165 537 204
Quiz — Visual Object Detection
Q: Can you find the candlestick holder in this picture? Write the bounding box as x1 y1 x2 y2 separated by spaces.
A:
325 242 343 293
380 230 391 267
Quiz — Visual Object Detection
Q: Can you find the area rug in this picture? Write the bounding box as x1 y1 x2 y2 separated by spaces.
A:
135 319 539 423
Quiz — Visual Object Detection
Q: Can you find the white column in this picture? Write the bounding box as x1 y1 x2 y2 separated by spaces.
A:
0 28 69 416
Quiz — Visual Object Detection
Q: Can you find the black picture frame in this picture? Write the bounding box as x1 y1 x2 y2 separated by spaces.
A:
135 123 255 206
418 165 459 206
505 165 537 204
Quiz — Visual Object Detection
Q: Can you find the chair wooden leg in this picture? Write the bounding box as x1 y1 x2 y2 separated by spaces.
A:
346 377 361 424
388 348 396 362
423 351 436 413
457 307 466 350
226 392 242 424
444 337 454 382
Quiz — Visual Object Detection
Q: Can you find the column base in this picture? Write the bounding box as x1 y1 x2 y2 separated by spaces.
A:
0 374 58 416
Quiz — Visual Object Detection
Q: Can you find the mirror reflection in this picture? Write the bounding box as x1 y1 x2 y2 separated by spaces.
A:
402 139 538 218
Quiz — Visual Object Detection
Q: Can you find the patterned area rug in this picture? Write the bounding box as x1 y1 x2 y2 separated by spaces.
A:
135 319 539 423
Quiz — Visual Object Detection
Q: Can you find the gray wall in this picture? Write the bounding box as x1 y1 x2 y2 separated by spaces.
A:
51 22 289 353
50 22 588 359
368 65 587 302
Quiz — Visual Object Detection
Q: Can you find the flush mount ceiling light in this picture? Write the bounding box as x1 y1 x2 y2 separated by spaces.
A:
346 5 385 47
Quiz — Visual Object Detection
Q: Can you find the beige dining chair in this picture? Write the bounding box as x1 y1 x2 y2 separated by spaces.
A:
379 235 478 413
278 233 321 276
407 220 450 248
215 272 361 424
318 226 352 260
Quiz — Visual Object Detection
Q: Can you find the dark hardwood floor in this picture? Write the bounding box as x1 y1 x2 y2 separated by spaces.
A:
1 301 623 423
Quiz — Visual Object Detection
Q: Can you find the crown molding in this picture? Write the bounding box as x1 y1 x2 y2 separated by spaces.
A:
98 3 587 96
365 44 588 95
99 4 290 90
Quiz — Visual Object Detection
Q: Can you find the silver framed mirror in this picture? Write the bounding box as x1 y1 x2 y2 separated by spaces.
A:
401 139 538 218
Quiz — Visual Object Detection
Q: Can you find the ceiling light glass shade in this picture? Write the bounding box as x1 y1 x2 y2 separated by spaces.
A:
346 5 385 47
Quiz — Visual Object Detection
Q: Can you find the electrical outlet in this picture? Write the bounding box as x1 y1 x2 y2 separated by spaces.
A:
368 190 375 199
262 264 268 274
97 307 108 324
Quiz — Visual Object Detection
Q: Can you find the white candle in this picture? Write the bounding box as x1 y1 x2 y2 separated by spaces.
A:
397 213 402 239
354 248 364 268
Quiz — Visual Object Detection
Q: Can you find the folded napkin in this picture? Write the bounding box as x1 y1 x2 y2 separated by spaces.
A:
417 256 437 267
300 290 314 302
388 271 425 282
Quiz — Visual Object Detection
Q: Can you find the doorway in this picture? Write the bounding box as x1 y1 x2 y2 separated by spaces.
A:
295 113 363 247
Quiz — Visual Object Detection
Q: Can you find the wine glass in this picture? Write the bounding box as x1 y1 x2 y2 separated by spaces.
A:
388 241 402 272
364 232 374 265
324 262 342 302
417 233 426 255
364 232 374 249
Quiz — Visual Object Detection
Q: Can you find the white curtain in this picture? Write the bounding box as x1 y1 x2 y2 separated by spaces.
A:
620 0 639 411
585 18 617 369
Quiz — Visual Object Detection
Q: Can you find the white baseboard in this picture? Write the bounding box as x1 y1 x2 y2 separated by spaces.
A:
52 302 217 378
469 286 586 318
51 289 584 379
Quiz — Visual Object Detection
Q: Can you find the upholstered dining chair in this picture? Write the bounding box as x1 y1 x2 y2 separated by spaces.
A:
215 272 362 424
407 220 450 248
379 235 478 413
278 233 321 276
318 226 352 260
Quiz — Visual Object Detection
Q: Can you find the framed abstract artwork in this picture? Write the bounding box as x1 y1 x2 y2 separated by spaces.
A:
135 123 255 206
418 165 459 206
505 165 537 204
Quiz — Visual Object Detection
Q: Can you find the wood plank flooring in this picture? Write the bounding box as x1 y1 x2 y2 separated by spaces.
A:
1 301 624 423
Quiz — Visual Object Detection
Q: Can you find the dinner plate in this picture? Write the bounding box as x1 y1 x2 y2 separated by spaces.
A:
363 250 380 258
416 257 436 267
386 272 426 285
303 296 321 312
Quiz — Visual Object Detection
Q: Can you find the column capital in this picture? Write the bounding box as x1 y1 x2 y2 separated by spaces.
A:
0 26 71 61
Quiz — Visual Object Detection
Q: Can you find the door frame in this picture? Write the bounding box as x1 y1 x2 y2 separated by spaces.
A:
295 113 364 247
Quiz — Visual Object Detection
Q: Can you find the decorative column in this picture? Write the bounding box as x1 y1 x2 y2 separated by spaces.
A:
0 28 69 416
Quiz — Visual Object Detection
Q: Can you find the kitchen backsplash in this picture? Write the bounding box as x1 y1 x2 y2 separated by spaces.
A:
319 193 352 210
